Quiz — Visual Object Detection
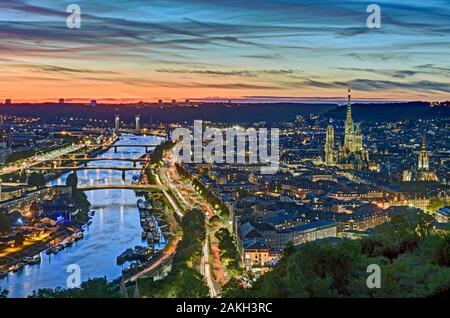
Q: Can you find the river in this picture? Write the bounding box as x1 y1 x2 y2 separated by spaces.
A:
0 134 165 298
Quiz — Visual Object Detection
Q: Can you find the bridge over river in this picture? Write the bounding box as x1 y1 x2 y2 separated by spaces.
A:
78 184 166 191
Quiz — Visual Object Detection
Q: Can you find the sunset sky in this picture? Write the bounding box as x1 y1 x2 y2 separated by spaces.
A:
0 0 449 103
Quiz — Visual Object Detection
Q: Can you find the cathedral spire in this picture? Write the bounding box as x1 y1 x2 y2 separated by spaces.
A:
346 87 352 120
418 134 430 171
421 134 427 150
344 87 355 151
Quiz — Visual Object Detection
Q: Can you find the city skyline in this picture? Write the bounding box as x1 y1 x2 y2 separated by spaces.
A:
0 0 449 303
0 0 449 103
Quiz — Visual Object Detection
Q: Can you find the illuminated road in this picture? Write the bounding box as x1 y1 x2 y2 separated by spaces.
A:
201 240 219 298
0 136 118 176
126 236 181 283
154 170 184 218
0 143 85 176
160 155 222 297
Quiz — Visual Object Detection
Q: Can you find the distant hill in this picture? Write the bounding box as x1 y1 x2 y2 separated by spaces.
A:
1 101 448 124
325 102 449 122
0 102 336 124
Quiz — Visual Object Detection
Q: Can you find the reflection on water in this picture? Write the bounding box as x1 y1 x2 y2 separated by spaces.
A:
0 135 164 298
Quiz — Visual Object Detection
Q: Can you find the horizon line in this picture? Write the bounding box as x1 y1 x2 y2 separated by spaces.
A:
0 97 444 105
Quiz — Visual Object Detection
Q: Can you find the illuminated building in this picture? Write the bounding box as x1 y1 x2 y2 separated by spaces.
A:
135 114 141 132
418 135 430 171
0 127 12 163
416 134 438 181
0 127 11 148
115 114 120 133
324 88 372 170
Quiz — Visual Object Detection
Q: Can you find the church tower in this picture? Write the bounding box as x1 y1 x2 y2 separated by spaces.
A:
324 88 373 171
325 125 336 165
344 87 355 152
418 134 430 171
355 123 363 151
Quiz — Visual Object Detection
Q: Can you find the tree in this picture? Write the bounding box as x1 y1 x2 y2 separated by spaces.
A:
209 215 221 226
177 266 209 298
66 173 78 192
282 241 295 258
14 232 24 246
71 189 91 223
29 277 119 298
436 236 450 267
221 277 246 298
0 288 8 298
245 210 450 298
27 172 46 188
427 197 449 213
0 210 12 234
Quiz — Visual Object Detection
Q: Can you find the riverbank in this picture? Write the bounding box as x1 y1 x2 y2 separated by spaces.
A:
0 226 75 273
0 134 165 297
0 135 118 265
119 191 177 282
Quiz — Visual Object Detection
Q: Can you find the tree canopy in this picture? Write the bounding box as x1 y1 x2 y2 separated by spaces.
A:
227 211 450 298
29 278 119 298
0 210 12 233
66 172 78 191
27 172 46 188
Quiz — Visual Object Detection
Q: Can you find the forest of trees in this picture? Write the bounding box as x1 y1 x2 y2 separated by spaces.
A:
137 208 209 298
27 172 46 188
149 140 175 165
223 211 450 298
28 278 119 298
0 209 12 234
176 163 229 217
215 228 242 277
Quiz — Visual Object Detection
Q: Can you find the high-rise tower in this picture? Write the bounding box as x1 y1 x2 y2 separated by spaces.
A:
115 114 120 133
135 114 141 132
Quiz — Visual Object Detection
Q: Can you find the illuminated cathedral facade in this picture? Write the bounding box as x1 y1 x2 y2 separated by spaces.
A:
402 135 439 182
324 88 372 170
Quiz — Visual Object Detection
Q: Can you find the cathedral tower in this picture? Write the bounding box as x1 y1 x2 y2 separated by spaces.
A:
418 134 430 171
355 123 363 151
344 87 355 151
325 125 336 165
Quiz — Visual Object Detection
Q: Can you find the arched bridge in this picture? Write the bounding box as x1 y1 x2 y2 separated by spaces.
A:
28 166 143 180
60 157 148 163
58 157 148 167
78 184 167 191
29 166 142 172
83 144 159 153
